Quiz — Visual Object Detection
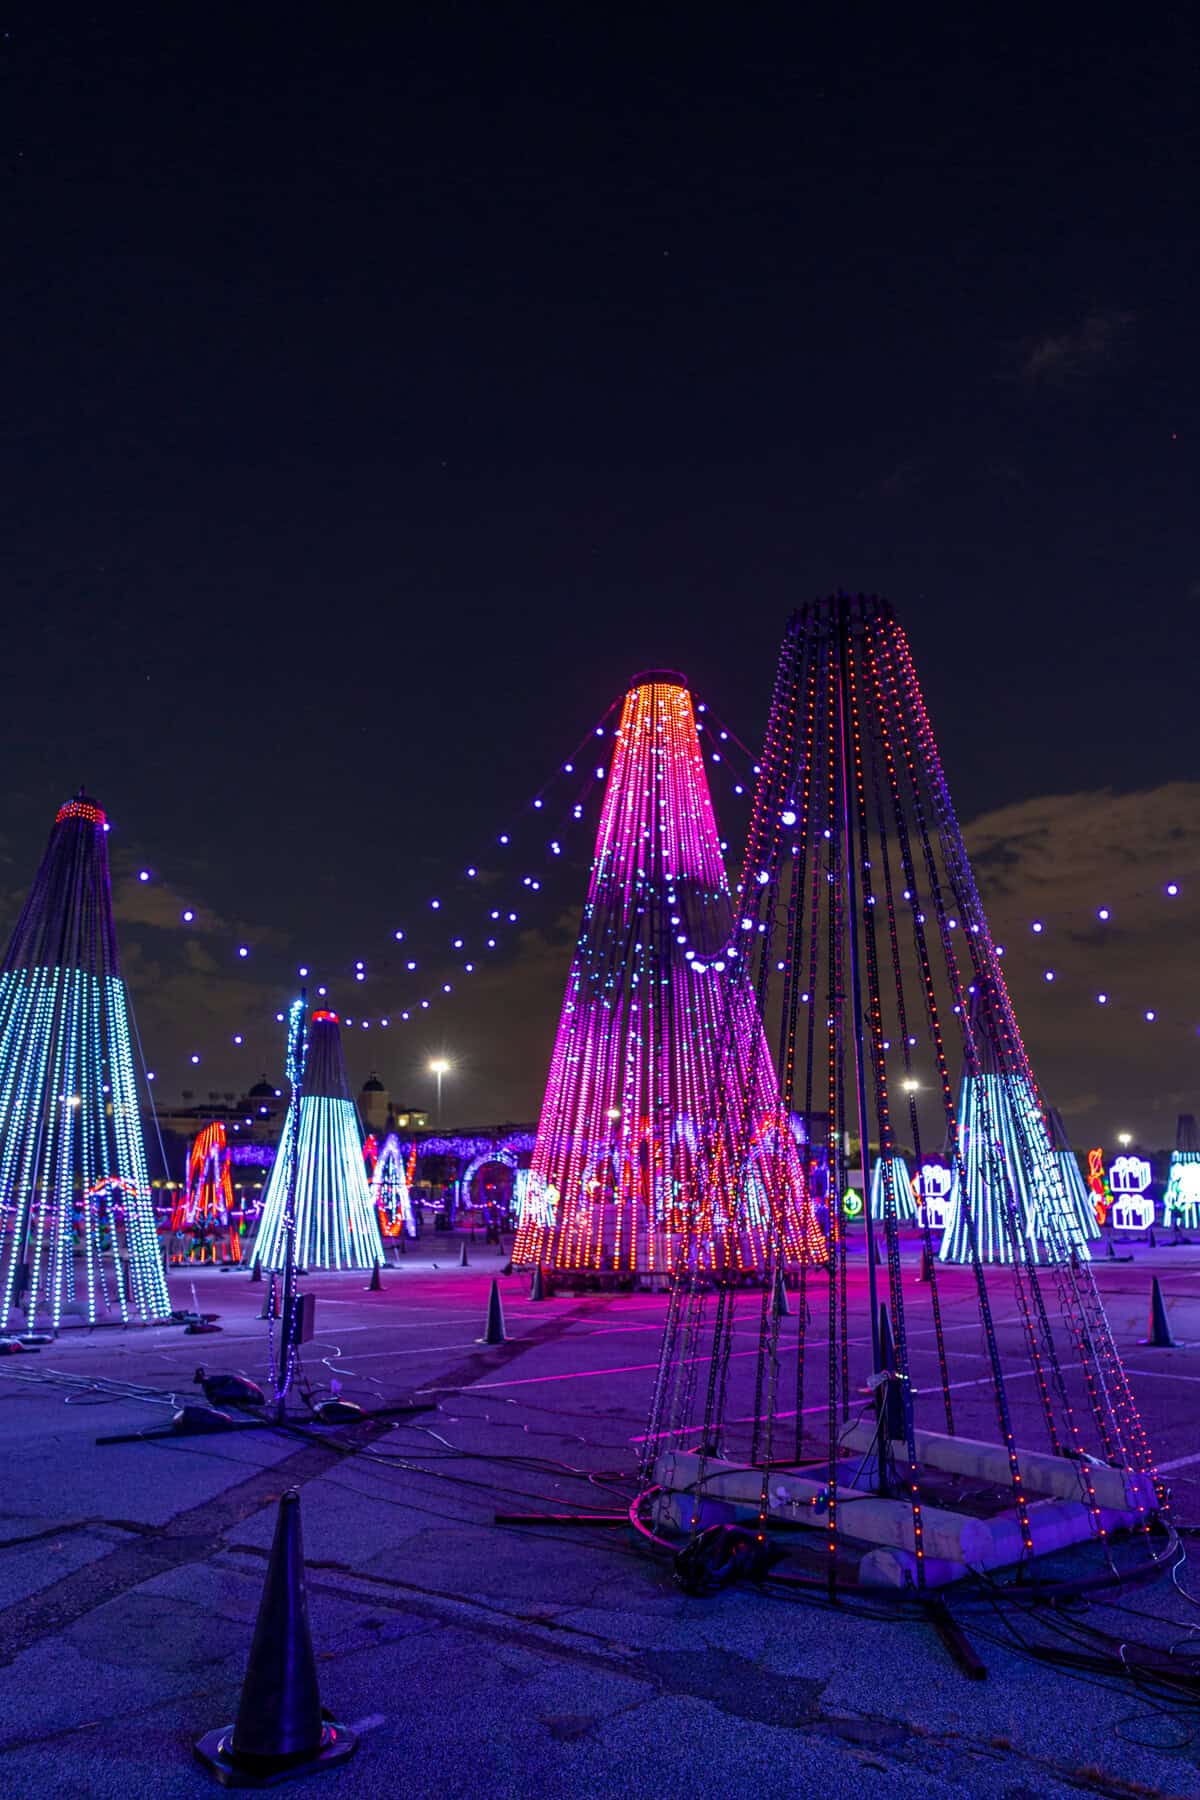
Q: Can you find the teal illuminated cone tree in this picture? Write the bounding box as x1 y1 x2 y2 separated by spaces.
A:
251 1010 384 1271
0 793 170 1331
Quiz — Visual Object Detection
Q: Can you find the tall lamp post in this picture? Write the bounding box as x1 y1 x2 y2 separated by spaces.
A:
429 1058 451 1126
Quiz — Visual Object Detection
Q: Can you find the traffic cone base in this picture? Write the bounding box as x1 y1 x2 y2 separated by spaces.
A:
459 1240 469 1268
529 1264 546 1302
194 1490 357 1787
194 1714 355 1789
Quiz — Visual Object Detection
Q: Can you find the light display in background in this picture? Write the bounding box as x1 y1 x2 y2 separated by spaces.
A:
171 1121 241 1263
1162 1113 1200 1231
1110 1154 1155 1231
940 1011 1092 1264
1086 1147 1113 1226
1047 1107 1101 1244
0 793 170 1332
514 670 823 1278
912 1161 953 1231
370 1133 415 1238
869 1154 914 1223
251 1011 384 1270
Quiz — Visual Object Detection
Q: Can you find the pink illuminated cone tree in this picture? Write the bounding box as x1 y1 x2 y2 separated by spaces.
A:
514 671 824 1281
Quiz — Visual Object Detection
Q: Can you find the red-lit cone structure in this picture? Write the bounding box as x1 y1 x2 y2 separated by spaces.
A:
0 792 170 1332
172 1121 242 1264
514 672 824 1282
641 598 1161 1591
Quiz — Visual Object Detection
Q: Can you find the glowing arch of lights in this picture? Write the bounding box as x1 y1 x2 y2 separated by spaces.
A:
370 1133 416 1238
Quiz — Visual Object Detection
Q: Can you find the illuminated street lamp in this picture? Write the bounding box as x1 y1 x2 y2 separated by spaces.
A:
1117 1131 1132 1148
429 1058 452 1124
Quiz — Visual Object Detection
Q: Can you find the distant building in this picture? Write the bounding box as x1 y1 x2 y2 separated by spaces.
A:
357 1072 429 1135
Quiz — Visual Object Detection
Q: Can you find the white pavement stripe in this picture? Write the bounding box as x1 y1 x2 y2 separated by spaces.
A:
1156 1448 1200 1473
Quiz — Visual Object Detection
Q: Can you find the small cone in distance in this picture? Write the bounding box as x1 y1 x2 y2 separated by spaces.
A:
366 1262 382 1293
1105 1236 1117 1260
772 1267 790 1318
916 1245 933 1284
194 1489 356 1786
529 1264 546 1302
478 1277 506 1345
249 1260 263 1284
459 1240 469 1269
1148 1225 1157 1247
1140 1277 1176 1348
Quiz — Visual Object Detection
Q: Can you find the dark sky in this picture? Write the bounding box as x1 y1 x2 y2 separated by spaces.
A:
1 11 1196 1139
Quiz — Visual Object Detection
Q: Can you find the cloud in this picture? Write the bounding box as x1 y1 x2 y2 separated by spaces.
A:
1022 309 1134 383
963 783 1200 1143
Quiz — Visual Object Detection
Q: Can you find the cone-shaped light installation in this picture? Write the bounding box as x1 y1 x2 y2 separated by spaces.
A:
869 1154 915 1222
939 993 1095 1263
514 672 823 1279
252 1011 384 1270
172 1120 242 1263
370 1132 416 1238
0 792 170 1332
644 599 1157 1571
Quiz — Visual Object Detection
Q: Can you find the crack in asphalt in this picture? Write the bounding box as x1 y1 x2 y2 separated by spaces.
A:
0 1301 591 1668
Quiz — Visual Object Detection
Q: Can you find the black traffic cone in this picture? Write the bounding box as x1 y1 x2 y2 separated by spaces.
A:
529 1264 546 1302
195 1489 356 1786
916 1245 933 1284
1139 1278 1176 1348
1105 1235 1117 1261
478 1278 506 1345
459 1240 469 1269
1148 1225 1157 1247
772 1267 791 1318
366 1262 382 1292
249 1260 263 1284
873 1238 882 1266
394 1240 405 1265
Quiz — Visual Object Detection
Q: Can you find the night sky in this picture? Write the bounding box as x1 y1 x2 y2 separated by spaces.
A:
1 12 1196 1146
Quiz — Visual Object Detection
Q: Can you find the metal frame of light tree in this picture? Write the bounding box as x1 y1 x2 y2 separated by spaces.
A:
171 1120 242 1263
370 1132 416 1238
0 793 170 1333
641 597 1160 1590
251 1010 384 1271
513 671 823 1280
